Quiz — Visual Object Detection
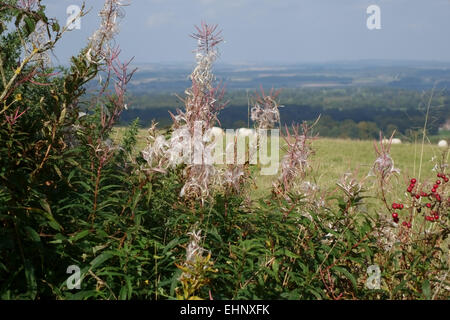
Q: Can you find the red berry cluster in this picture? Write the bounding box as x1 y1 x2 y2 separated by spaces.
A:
402 221 412 228
406 178 416 194
406 174 448 223
390 202 405 224
425 213 439 222
437 173 449 183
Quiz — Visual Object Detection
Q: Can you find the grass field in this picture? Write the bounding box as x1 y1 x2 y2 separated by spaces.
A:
112 127 449 201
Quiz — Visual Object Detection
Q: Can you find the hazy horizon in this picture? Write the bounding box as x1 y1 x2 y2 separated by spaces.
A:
130 59 450 66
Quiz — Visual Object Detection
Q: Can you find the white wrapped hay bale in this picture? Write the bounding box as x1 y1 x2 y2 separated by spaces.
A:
237 128 256 138
438 140 448 148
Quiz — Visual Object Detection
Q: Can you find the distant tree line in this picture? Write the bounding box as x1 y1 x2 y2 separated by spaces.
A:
125 87 447 111
118 88 450 139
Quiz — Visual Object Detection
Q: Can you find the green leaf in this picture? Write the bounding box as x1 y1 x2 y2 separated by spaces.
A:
170 270 182 297
59 107 67 124
23 16 36 34
24 226 41 243
26 200 62 231
90 252 114 270
24 260 37 299
163 238 182 254
68 290 99 300
0 262 8 273
283 249 301 259
422 280 431 300
126 276 133 299
332 266 357 291
308 288 323 300
70 230 90 243
53 165 63 179
15 12 24 28
39 198 52 215
44 214 62 231
52 22 60 33
272 259 279 275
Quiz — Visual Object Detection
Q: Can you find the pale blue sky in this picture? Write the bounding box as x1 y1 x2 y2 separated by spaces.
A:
42 0 450 65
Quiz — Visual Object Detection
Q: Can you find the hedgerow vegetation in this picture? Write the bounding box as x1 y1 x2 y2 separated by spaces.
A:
0 1 448 300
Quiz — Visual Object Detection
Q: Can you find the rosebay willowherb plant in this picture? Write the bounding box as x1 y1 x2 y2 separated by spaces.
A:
87 0 129 64
251 87 282 130
0 0 143 299
274 122 315 196
175 229 217 300
174 23 227 203
142 23 229 204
